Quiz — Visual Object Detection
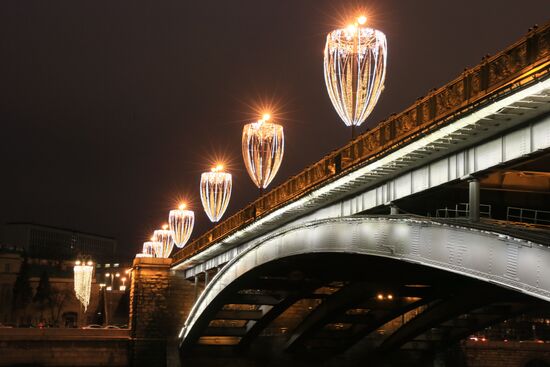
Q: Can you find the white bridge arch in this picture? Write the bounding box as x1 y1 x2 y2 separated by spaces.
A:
180 216 550 343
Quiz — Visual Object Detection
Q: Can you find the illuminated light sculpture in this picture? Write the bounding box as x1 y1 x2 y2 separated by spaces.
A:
200 165 232 222
73 260 93 311
169 203 195 248
324 15 387 138
142 240 163 257
242 113 285 190
153 225 174 258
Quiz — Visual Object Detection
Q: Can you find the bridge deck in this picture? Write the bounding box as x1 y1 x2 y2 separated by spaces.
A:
427 217 550 247
172 22 550 269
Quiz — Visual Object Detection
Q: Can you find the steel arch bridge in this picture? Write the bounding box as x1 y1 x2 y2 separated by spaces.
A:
178 216 550 366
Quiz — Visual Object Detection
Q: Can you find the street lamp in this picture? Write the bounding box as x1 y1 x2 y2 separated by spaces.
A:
120 277 127 291
104 272 120 291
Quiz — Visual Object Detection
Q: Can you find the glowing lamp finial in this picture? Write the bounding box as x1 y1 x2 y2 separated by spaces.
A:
357 15 367 25
178 203 187 210
262 113 271 122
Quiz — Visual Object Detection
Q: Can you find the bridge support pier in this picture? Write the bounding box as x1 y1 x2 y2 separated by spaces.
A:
129 257 172 367
469 178 480 222
128 257 199 367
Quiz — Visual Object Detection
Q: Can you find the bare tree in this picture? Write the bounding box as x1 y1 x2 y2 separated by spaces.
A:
48 287 72 327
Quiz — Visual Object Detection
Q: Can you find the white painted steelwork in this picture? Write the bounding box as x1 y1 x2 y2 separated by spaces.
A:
174 77 550 273
179 216 550 342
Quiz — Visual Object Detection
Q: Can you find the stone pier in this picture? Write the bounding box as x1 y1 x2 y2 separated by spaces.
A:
129 256 197 367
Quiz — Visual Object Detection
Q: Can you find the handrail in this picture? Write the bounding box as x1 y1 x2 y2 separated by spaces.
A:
172 22 550 265
507 206 550 225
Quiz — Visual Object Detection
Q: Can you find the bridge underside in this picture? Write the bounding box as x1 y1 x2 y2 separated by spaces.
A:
180 253 546 367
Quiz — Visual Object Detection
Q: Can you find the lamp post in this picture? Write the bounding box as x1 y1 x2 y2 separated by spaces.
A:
120 277 127 291
103 272 119 326
104 272 120 291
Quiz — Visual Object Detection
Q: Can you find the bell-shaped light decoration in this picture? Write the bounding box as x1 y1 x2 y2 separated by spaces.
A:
200 165 232 222
153 225 174 258
242 113 284 189
324 15 387 129
142 242 154 257
169 203 195 248
74 260 94 311
142 240 163 257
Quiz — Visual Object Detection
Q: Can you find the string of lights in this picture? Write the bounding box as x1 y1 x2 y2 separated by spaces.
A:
73 260 94 311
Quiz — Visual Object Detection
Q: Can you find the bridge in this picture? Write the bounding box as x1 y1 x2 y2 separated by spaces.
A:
167 23 550 366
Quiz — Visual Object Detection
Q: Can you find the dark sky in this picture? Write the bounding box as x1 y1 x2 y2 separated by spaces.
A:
1 1 548 259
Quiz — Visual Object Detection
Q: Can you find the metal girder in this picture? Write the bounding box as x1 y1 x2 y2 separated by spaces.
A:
227 293 285 306
376 287 502 354
285 282 374 352
339 297 436 355
175 80 550 274
180 216 550 349
214 310 264 321
437 302 539 347
398 302 540 367
242 277 321 292
203 327 247 337
237 292 307 351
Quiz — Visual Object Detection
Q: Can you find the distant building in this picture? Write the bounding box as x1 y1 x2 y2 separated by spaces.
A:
0 244 130 327
2 223 117 262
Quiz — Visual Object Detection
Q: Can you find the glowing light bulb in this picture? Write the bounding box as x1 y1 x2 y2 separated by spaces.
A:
324 16 387 129
162 224 169 230
178 203 187 210
169 205 195 248
262 113 271 121
211 164 224 172
200 165 232 222
242 116 284 189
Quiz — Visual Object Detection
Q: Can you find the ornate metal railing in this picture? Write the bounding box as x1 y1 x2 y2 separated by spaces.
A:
173 23 550 265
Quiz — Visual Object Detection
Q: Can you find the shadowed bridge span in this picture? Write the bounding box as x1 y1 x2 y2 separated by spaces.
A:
171 21 550 367
178 217 549 366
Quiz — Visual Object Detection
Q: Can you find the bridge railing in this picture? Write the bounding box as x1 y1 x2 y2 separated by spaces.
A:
507 207 550 225
172 23 550 265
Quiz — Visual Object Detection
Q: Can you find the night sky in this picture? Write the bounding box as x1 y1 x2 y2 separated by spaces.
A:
1 1 548 259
